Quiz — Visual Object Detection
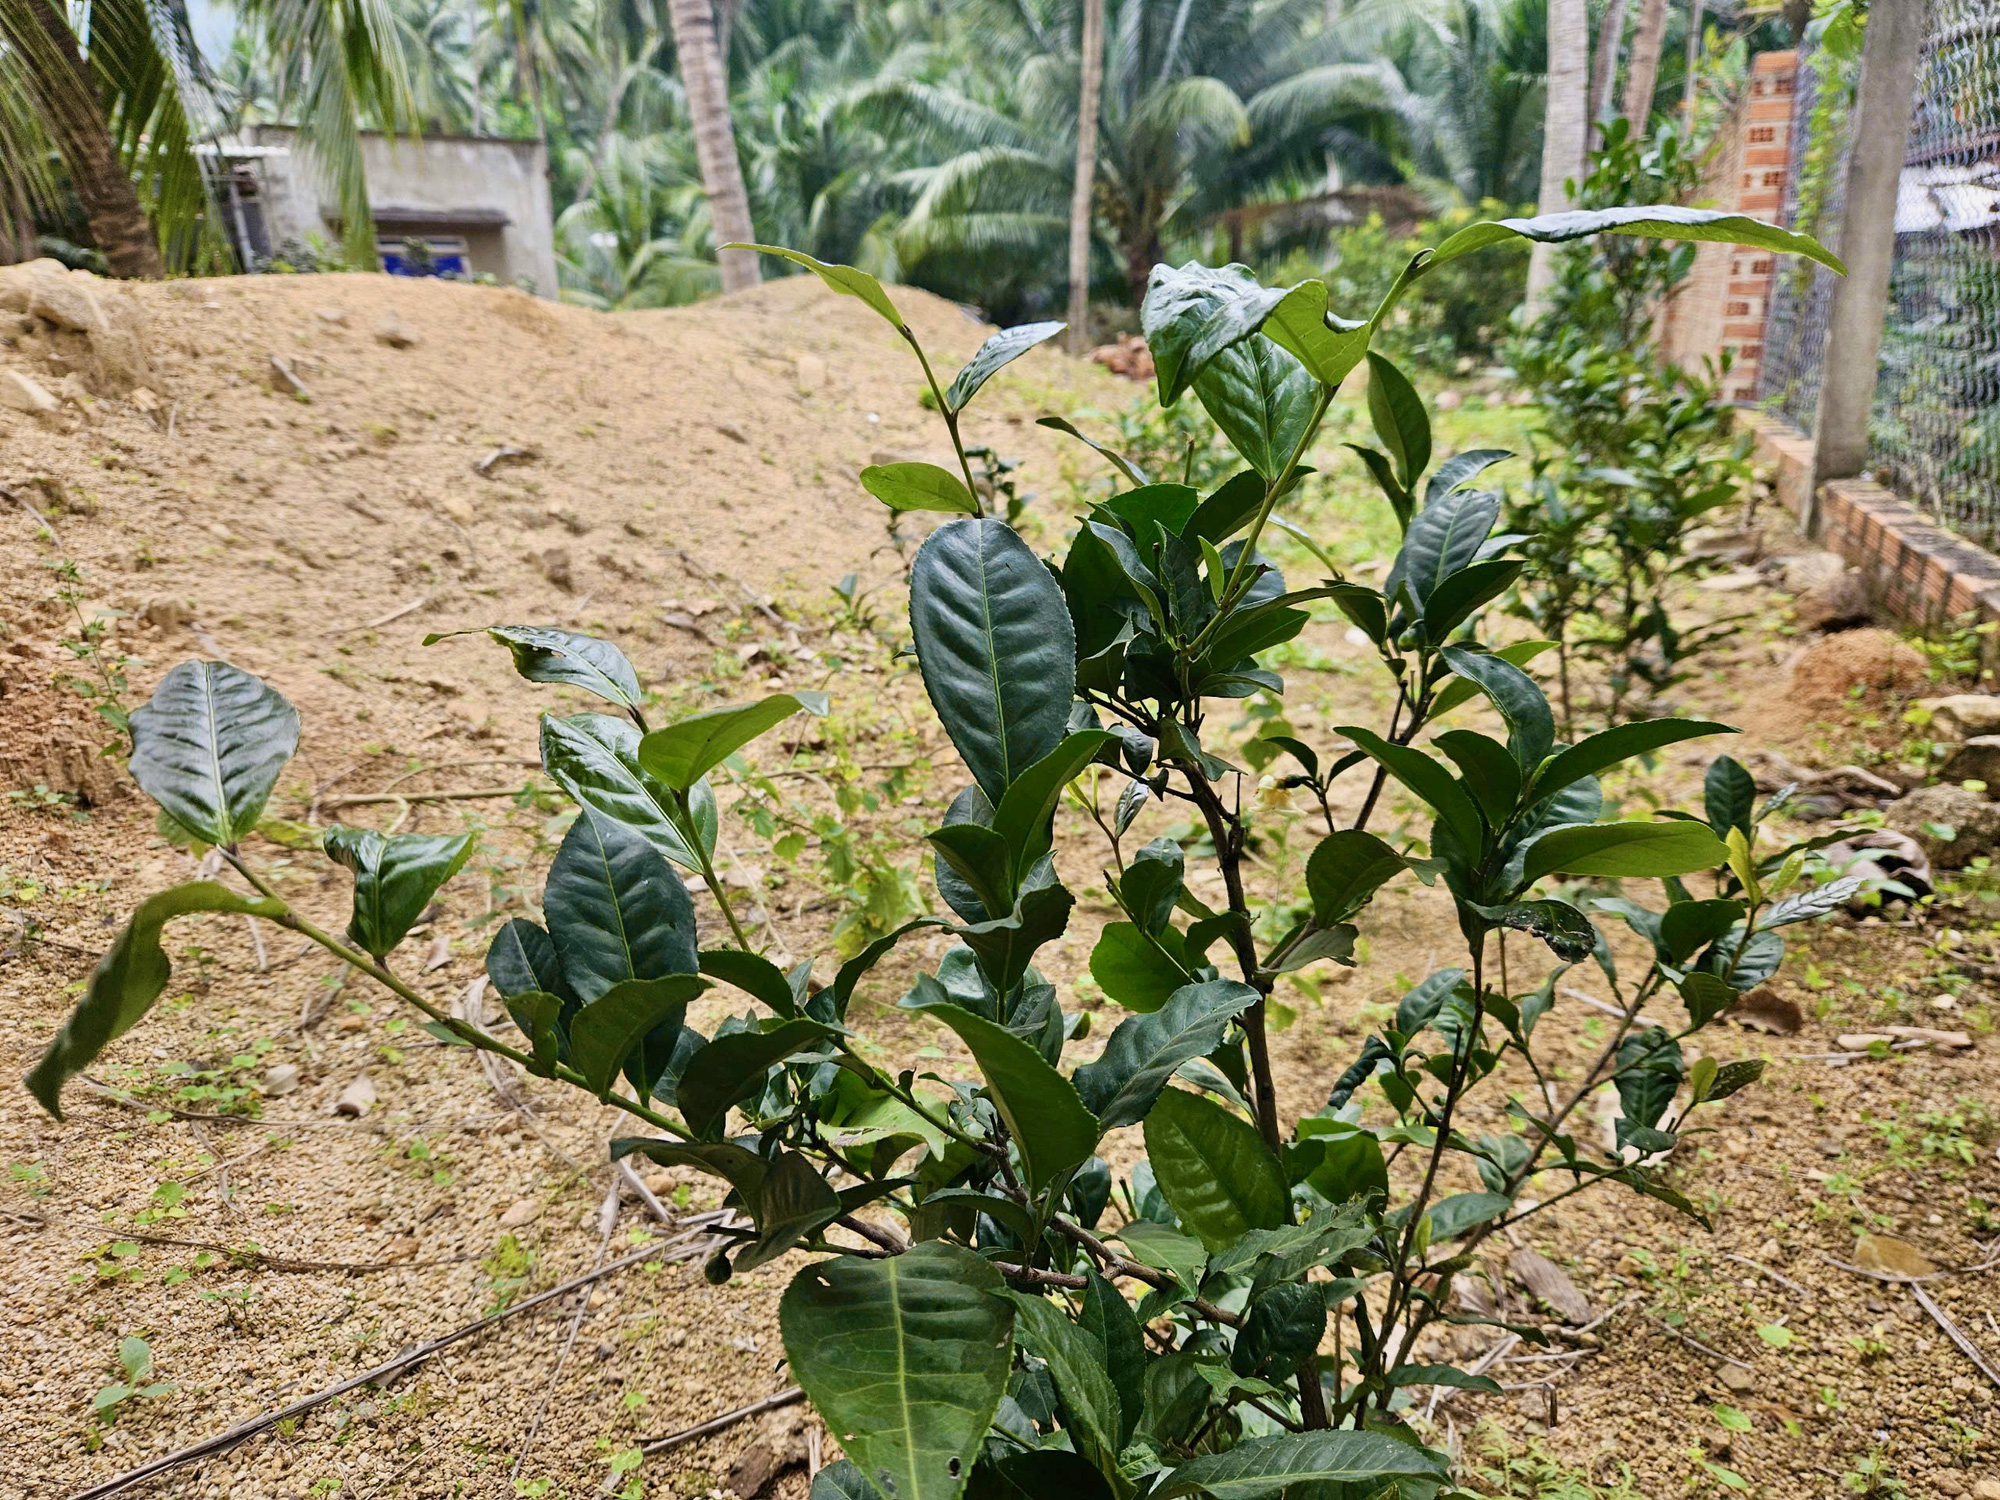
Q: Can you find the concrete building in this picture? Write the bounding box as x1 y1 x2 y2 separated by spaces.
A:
206 128 557 296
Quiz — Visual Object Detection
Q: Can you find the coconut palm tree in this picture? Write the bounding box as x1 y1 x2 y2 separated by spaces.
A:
1067 0 1102 352
1525 0 1586 315
666 0 757 289
0 0 413 272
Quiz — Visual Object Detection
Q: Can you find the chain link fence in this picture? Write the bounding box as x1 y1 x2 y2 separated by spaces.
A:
1757 0 2000 548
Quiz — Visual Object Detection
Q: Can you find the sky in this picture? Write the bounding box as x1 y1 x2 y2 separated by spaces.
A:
188 0 236 64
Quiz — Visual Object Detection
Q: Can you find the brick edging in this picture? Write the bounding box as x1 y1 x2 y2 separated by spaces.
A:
1738 410 2000 627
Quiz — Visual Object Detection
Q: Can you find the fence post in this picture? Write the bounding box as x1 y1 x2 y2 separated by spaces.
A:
1804 0 1925 535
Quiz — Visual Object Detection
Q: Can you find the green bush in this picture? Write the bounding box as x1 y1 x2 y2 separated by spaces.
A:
1264 201 1531 374
30 212 1846 1499
1504 124 1760 730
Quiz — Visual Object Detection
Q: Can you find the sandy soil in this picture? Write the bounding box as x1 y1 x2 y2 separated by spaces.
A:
1 269 1995 1500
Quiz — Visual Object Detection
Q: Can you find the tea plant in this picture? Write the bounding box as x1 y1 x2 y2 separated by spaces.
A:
29 207 1846 1498
91 1336 173 1424
1505 125 1756 731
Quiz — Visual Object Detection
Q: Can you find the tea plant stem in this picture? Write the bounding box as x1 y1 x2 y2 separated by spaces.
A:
902 331 981 509
220 852 696 1143
675 789 759 952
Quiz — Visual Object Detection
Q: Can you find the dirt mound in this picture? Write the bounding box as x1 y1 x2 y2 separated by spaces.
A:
1786 626 1929 711
0 269 1124 803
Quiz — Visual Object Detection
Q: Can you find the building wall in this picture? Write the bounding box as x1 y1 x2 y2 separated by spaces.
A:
246 127 558 297
1658 50 1799 401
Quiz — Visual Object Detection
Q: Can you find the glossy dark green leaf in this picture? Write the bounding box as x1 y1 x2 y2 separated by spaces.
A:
1677 970 1738 1027
1706 1057 1765 1101
1536 719 1736 803
322 826 474 960
781 1243 1014 1500
1232 1282 1326 1378
1426 205 1845 274
26 882 286 1119
808 1461 873 1500
568 974 710 1094
1426 448 1514 504
1102 482 1201 537
1294 1123 1389 1207
486 918 573 1004
1440 647 1552 770
1337 726 1484 851
1435 730 1521 824
1392 487 1500 607
1345 443 1411 529
426 625 641 712
613 1136 774 1213
1115 1220 1208 1292
1140 260 1287 405
1469 899 1596 962
1073 980 1258 1131
1426 640 1556 723
1704 927 1785 990
945 320 1065 410
1761 877 1864 928
1080 1271 1146 1447
1193 335 1315 481
1325 582 1390 645
861 461 979 515
638 691 829 792
699 948 801 1017
1364 352 1429 489
1143 1087 1286 1251
543 810 699 1000
1005 1292 1122 1478
1305 830 1410 925
1118 838 1184 935
677 1018 836 1136
1259 278 1374 389
1419 556 1524 641
1387 1363 1503 1393
1658 899 1746 963
538 712 713 871
128 662 300 845
1521 821 1729 885
730 1151 845 1271
1422 1190 1512 1240
991 730 1115 874
1704 754 1757 836
904 984 1098 1193
1158 1432 1441 1499
952 870 1075 997
910 518 1076 804
1035 416 1150 487
1186 470 1268 543
1614 1029 1683 1130
1089 920 1196 1013
727 243 906 327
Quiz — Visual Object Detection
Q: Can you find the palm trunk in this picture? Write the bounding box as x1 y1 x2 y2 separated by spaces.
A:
666 0 757 293
1681 0 1704 117
1066 0 1104 355
9 0 161 277
1526 0 1588 319
1586 0 1626 148
1621 0 1670 128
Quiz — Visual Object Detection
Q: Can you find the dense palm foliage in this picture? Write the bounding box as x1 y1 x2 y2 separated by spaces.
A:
2 0 1789 314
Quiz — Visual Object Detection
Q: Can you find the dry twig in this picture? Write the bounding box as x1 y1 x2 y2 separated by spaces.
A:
641 1387 807 1456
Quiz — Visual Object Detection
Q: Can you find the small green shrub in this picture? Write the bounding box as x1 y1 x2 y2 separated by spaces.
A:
29 215 1845 1498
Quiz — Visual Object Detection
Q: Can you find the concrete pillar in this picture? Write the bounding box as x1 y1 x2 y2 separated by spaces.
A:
1805 0 1926 533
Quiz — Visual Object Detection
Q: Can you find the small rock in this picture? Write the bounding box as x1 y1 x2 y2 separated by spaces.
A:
316 306 349 327
793 353 826 393
715 421 749 444
1941 736 2000 789
374 311 418 348
0 257 64 313
383 1236 419 1262
1697 568 1762 593
336 1012 367 1033
1792 568 1872 631
1972 1480 2000 1500
1918 694 2000 741
334 1075 376 1117
262 1063 300 1098
1 369 58 414
727 1441 789 1498
1755 1238 1781 1262
1508 1248 1593 1325
141 597 189 632
1774 550 1846 593
1855 1234 1936 1278
498 1199 543 1229
1885 783 2000 868
1717 1364 1755 1394
535 546 574 592
1730 986 1802 1036
267 355 310 399
1432 388 1463 412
